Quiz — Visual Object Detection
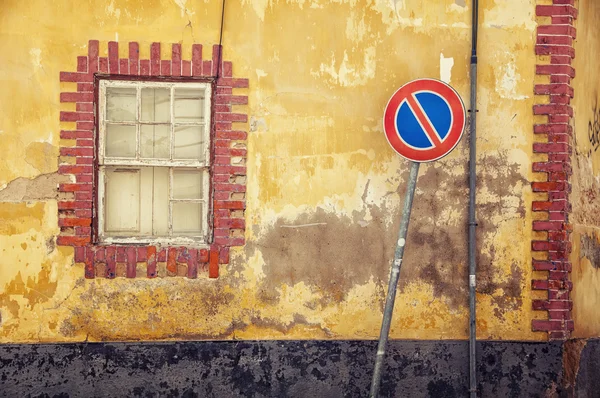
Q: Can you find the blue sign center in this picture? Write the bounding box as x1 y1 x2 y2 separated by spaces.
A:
395 92 452 149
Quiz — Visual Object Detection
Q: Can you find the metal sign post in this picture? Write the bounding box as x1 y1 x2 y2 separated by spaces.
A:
370 79 466 397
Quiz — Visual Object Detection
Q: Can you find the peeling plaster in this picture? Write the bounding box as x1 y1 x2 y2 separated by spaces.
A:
0 173 70 202
439 52 454 84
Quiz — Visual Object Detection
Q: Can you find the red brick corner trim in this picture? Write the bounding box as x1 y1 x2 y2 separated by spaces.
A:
57 40 248 279
531 1 577 340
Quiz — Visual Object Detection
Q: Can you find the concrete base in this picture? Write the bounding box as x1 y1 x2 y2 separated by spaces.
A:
1 340 565 397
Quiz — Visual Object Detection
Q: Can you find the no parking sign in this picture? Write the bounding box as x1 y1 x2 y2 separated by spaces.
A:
383 78 466 162
371 78 468 397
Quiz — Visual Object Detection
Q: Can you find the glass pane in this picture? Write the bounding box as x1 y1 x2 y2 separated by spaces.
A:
105 168 140 232
173 169 203 199
141 125 170 159
174 88 205 122
106 87 136 121
173 125 203 160
141 88 170 122
172 202 202 235
105 124 136 158
152 167 169 235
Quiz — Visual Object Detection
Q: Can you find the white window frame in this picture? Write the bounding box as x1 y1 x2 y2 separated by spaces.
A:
97 79 212 246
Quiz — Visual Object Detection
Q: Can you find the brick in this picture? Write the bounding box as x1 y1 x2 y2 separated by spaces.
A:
119 59 129 74
167 247 178 273
108 41 119 73
75 191 93 200
549 331 570 340
537 25 576 38
75 226 91 236
199 249 209 263
117 247 126 262
192 44 203 76
58 201 91 210
214 183 246 192
151 42 160 76
536 5 577 17
215 130 247 140
84 247 95 279
59 165 93 174
202 60 212 76
551 75 571 84
129 42 139 75
212 44 221 76
552 16 574 25
214 200 245 210
534 123 571 134
74 246 86 262
95 247 106 262
532 181 565 192
60 72 93 83
533 143 568 153
136 247 148 262
217 78 249 88
209 249 219 278
78 83 94 92
56 236 90 246
147 246 157 278
187 249 198 279
158 248 167 262
215 113 248 122
59 218 91 227
214 104 231 113
161 60 171 76
550 95 570 105
215 218 245 229
88 40 99 73
548 115 571 123
76 138 94 147
215 121 232 131
532 241 549 251
60 92 94 102
537 35 573 46
106 246 117 278
223 61 233 77
60 147 94 157
533 221 564 231
75 209 92 218
99 57 108 73
535 64 575 77
536 45 575 58
217 87 232 95
219 247 230 264
213 165 246 175
77 103 94 112
76 157 94 165
182 60 192 76
140 60 150 76
533 104 573 116
532 300 572 310
59 183 92 192
550 55 572 65
215 95 248 105
126 247 137 278
76 121 95 130
532 319 564 332
172 43 182 76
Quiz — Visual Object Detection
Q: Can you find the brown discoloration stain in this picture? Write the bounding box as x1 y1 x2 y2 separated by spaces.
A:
255 152 527 313
0 172 69 202
563 339 587 389
255 207 392 304
22 265 58 309
579 234 600 268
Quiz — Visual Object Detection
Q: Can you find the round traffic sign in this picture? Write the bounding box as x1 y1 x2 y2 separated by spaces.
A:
383 78 466 162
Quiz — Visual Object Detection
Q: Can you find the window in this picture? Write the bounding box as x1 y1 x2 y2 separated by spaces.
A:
98 80 212 245
58 40 248 279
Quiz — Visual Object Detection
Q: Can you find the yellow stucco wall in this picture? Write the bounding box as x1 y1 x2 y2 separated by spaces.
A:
569 0 600 339
0 0 544 342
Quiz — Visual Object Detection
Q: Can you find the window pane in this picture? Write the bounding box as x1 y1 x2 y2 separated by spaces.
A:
141 125 170 159
173 125 203 160
106 87 136 121
172 202 202 235
105 124 136 158
141 88 170 122
146 167 168 236
105 168 140 232
173 169 203 199
174 88 205 122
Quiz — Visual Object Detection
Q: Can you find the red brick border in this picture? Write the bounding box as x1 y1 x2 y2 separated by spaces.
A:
58 40 248 279
531 1 577 339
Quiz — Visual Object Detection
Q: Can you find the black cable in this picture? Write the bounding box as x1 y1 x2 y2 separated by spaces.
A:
216 0 226 79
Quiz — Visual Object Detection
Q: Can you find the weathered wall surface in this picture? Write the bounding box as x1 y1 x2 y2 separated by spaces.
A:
0 0 542 342
569 0 600 339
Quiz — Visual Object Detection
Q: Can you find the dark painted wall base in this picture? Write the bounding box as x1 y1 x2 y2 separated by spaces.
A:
1 340 565 398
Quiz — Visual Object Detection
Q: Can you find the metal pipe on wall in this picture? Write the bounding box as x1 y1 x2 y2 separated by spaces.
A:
468 0 479 396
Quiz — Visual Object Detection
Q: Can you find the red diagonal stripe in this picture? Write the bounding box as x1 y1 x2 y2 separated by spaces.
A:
405 94 442 148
